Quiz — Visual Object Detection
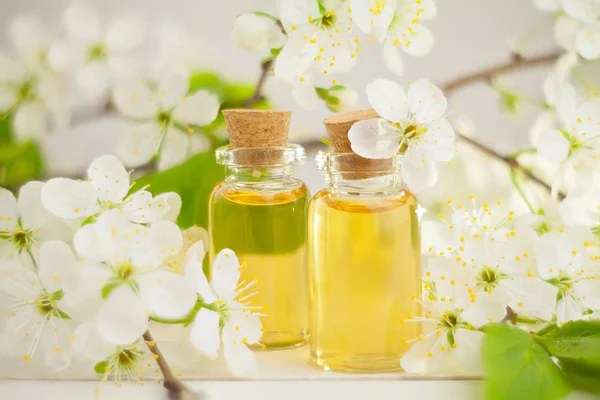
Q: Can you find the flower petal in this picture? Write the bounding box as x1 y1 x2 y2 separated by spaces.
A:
366 78 408 122
122 189 171 224
41 178 97 219
185 241 217 304
401 150 438 193
74 62 111 98
117 123 162 168
576 23 600 60
13 102 46 142
453 329 484 373
382 39 404 76
0 187 19 231
87 155 130 204
158 63 190 110
63 5 103 44
563 0 600 22
402 24 434 57
190 308 221 359
156 192 181 222
407 78 447 122
38 240 79 294
222 323 258 376
400 331 445 373
113 82 159 119
105 16 146 53
211 249 241 302
96 286 148 345
555 16 578 52
139 271 196 319
172 90 220 126
534 233 572 280
538 129 570 163
43 318 72 371
291 82 318 111
72 321 115 361
157 128 188 171
556 295 583 325
348 118 400 159
504 277 558 321
132 220 183 267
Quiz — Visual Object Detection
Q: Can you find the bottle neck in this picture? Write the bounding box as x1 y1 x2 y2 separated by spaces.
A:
317 151 405 195
224 165 296 183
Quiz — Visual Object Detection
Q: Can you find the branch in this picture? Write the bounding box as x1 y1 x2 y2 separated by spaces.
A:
245 59 273 108
441 52 561 94
143 330 200 399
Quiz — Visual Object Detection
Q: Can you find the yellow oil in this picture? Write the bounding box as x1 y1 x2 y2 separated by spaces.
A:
209 182 309 349
308 189 422 372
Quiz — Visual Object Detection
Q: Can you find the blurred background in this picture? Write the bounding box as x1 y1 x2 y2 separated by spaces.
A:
0 0 582 215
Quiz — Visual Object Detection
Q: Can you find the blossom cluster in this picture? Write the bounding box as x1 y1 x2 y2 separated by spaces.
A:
400 199 600 374
0 4 221 172
0 155 262 382
233 0 438 110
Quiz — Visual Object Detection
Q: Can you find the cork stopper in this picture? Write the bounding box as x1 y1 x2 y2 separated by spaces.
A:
223 109 290 148
221 109 292 166
323 109 392 179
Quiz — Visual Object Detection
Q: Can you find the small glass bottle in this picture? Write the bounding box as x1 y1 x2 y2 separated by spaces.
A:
209 110 310 349
308 111 422 372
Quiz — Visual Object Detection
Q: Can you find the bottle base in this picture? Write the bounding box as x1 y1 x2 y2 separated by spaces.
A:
310 349 402 373
249 330 310 351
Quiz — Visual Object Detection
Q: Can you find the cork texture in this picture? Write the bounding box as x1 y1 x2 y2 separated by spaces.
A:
222 109 291 166
323 109 392 179
223 109 291 148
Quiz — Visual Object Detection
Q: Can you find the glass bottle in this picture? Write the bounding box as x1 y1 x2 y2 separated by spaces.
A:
308 114 422 372
209 110 310 349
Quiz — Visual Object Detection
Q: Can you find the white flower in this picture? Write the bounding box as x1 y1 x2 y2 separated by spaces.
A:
8 15 54 70
232 13 286 52
72 321 149 384
426 203 558 323
41 154 181 223
48 4 146 97
535 228 600 324
400 257 484 374
348 78 455 192
0 182 69 269
0 241 81 370
560 185 600 233
554 1 600 59
0 53 69 142
113 64 220 170
186 244 262 377
537 84 600 187
73 210 197 345
274 0 357 91
376 0 437 76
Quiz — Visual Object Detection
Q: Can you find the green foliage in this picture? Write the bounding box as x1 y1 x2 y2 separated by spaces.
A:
0 116 46 189
262 47 282 63
482 323 570 400
535 320 600 394
133 151 224 229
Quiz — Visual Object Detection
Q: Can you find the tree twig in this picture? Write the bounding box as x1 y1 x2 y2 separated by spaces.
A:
441 51 561 94
143 330 200 399
245 59 274 108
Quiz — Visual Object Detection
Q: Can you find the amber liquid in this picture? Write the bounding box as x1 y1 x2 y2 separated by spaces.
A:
209 182 309 349
308 189 422 372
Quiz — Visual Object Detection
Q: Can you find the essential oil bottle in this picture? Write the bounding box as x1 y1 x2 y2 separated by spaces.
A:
308 110 422 372
209 110 309 349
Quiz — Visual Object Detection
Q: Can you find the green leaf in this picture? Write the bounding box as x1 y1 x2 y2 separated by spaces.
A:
535 320 600 376
315 87 330 101
0 115 12 145
261 47 282 63
133 151 224 229
482 323 570 400
0 140 45 188
94 360 109 374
